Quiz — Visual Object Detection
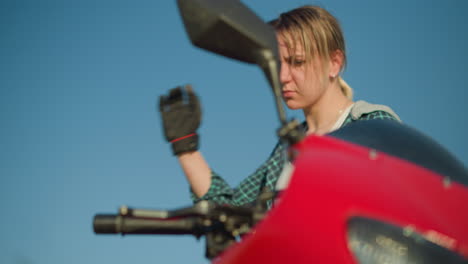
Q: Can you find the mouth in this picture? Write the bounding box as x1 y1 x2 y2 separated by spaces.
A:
282 90 295 98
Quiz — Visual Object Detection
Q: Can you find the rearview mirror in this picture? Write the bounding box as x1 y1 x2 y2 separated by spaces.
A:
177 0 303 143
177 0 277 66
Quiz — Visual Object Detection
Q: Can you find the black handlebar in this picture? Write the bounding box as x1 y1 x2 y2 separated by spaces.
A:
93 198 273 259
93 214 201 236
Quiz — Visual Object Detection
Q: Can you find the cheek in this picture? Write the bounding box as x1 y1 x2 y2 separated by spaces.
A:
302 68 327 92
290 70 306 87
292 71 315 94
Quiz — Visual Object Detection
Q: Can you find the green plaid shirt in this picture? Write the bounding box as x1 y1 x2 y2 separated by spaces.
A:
191 110 399 206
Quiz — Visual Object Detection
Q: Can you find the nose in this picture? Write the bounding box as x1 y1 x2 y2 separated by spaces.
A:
279 62 291 85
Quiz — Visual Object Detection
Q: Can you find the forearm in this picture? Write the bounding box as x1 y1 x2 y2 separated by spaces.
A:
178 151 212 198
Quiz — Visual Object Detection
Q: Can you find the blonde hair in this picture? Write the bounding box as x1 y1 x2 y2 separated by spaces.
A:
269 5 353 99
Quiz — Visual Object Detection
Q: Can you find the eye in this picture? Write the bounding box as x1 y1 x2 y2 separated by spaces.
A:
283 56 306 67
292 59 305 67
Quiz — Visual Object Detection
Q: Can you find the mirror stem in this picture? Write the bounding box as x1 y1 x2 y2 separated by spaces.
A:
259 51 286 126
260 52 304 146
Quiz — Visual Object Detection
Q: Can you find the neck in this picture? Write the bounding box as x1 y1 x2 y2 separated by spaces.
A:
303 81 352 135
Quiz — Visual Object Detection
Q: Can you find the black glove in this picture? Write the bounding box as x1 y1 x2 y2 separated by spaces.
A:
159 85 201 155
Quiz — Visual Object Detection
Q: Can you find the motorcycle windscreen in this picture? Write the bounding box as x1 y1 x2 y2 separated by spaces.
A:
329 119 468 187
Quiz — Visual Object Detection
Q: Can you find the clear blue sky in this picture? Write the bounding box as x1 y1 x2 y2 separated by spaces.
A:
1 0 467 263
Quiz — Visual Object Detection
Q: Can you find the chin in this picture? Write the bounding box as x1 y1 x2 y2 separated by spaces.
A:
285 100 303 110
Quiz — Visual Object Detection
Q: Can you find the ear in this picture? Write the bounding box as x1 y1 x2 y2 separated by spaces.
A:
329 50 344 78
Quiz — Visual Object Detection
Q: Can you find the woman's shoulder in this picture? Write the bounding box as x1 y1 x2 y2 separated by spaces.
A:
350 100 401 122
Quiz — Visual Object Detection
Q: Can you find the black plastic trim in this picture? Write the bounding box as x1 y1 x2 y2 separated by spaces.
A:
329 119 468 187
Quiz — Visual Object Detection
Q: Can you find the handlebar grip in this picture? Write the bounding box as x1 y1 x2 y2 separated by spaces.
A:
94 214 119 234
93 214 201 235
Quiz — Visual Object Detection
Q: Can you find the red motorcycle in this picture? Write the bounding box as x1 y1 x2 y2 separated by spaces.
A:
93 0 468 263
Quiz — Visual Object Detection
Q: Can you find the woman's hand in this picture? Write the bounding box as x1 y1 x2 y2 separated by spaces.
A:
159 85 201 155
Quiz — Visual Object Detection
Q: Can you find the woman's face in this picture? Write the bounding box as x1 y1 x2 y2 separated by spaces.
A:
278 36 329 110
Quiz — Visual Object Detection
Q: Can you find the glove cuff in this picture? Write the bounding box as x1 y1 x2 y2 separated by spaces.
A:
171 134 199 155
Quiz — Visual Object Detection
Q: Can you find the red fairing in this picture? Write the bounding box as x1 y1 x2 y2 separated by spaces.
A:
216 134 468 263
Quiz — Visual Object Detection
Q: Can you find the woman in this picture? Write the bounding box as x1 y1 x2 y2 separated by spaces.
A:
159 5 400 206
